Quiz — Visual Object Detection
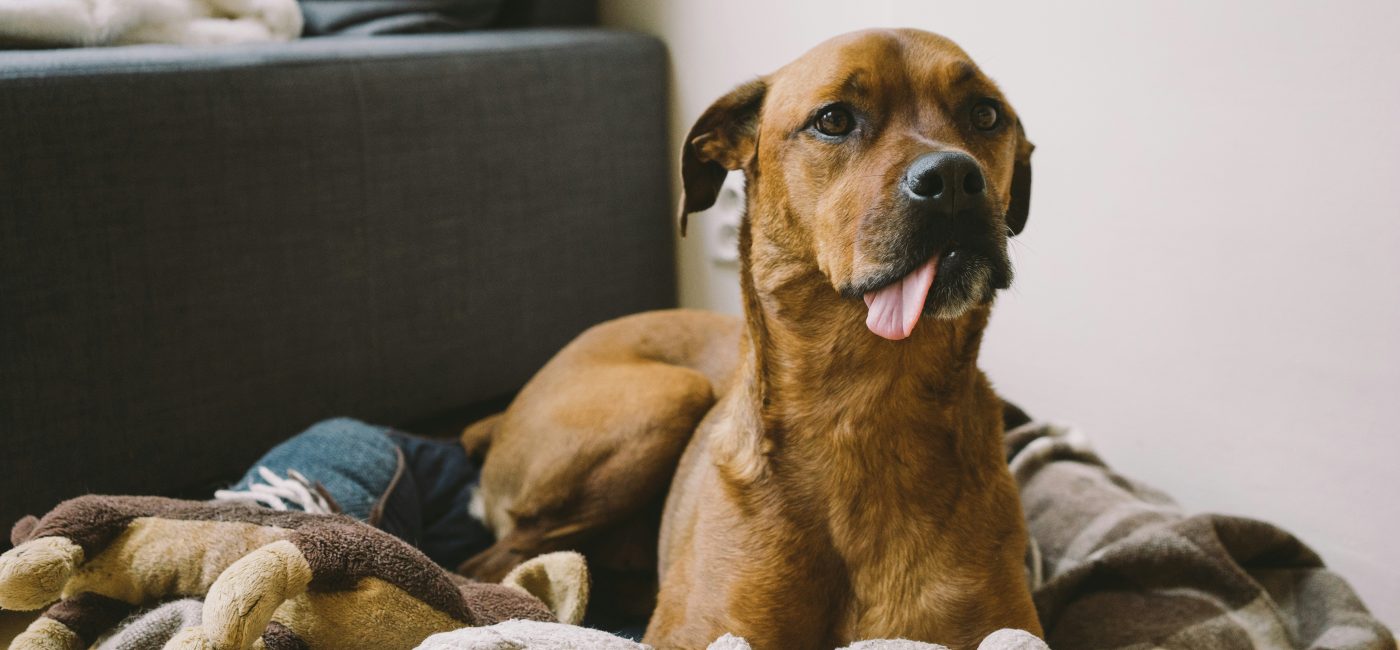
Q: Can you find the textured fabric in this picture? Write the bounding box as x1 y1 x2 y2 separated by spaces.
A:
416 619 649 650
223 418 490 568
0 496 564 647
704 635 752 650
493 0 596 27
841 641 945 650
384 430 491 569
43 592 133 645
413 624 1047 650
500 550 589 626
0 0 302 48
1010 422 1396 649
228 417 398 521
299 0 501 36
0 29 674 532
840 630 1046 649
96 599 203 650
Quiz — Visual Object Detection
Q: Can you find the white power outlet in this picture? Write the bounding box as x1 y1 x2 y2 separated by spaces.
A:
706 173 745 265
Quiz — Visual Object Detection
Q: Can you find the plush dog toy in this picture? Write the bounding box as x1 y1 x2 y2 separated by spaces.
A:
0 495 589 650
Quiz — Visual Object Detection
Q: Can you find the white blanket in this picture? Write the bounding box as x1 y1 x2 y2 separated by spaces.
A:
0 0 301 46
415 620 1049 650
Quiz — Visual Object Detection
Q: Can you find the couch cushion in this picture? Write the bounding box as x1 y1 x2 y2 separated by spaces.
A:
0 30 674 533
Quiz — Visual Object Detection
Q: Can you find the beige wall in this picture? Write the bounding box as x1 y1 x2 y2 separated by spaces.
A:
600 0 1400 625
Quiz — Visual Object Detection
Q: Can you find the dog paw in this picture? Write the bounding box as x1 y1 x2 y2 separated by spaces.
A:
0 537 84 610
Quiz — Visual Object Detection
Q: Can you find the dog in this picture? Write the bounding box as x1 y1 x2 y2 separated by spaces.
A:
0 0 301 47
460 28 1041 649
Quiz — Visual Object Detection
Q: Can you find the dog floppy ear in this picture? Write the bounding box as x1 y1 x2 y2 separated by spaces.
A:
1006 120 1034 236
678 78 767 236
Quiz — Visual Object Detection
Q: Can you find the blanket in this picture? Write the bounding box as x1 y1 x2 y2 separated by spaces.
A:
416 620 1048 650
1011 422 1395 649
81 420 1396 649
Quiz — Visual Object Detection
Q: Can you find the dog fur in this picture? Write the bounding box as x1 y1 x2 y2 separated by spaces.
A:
462 28 1042 650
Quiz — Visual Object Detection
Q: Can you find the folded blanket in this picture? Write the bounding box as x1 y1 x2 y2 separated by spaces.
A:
1010 422 1396 649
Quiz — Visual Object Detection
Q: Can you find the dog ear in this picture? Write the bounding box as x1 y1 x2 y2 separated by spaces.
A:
678 79 767 236
1006 120 1034 236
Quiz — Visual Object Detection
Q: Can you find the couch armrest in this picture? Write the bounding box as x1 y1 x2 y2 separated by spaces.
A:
0 29 674 528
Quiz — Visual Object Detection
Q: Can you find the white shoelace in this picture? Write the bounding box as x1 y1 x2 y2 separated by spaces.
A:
213 466 335 514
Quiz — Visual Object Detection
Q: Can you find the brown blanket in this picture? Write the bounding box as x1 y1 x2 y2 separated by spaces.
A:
1009 422 1395 649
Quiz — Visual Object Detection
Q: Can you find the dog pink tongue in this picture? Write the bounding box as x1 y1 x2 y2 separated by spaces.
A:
863 255 939 341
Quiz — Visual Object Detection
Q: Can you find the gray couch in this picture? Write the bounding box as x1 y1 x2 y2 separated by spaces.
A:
0 7 675 530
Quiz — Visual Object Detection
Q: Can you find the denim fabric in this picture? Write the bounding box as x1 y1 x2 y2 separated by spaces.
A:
231 418 492 568
385 431 492 568
231 417 399 522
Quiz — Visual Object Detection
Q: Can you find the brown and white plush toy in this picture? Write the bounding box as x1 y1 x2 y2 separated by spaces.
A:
0 495 589 650
0 0 302 47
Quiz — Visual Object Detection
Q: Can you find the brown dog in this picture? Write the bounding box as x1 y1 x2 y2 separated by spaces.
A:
460 28 1041 649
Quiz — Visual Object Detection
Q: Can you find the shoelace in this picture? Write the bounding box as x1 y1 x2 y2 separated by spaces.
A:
213 466 334 514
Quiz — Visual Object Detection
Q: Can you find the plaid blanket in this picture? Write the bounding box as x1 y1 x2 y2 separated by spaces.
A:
1010 422 1396 649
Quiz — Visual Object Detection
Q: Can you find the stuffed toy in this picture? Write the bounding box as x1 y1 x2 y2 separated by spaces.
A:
0 495 589 650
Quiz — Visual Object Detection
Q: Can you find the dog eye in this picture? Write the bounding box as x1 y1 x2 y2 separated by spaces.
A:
971 100 1000 131
814 106 855 137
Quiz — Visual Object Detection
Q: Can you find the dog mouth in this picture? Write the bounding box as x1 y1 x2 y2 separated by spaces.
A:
859 247 1000 341
849 203 1013 340
863 253 940 340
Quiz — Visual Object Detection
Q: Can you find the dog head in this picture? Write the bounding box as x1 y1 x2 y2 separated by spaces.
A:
680 29 1034 341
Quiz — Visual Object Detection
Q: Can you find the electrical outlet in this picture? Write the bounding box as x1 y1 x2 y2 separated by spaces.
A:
706 173 744 265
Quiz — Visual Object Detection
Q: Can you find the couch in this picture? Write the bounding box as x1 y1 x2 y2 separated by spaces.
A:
0 0 675 531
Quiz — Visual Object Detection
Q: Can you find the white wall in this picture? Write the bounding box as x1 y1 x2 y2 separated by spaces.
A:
600 0 1400 626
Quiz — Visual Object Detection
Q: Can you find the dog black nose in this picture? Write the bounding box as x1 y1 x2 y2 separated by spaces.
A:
903 151 985 212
